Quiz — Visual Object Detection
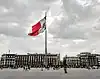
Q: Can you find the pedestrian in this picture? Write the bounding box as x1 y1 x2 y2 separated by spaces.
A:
41 67 43 71
63 57 67 74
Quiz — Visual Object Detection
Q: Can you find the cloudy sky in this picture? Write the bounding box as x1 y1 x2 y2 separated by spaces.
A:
0 0 100 59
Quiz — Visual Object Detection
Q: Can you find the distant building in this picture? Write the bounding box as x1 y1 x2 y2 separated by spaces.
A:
27 53 60 68
15 55 29 68
64 56 80 68
92 54 100 67
0 53 60 68
1 54 16 68
77 52 99 68
63 52 100 68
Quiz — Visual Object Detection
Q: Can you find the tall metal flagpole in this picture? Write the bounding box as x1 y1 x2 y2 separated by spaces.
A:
45 12 47 55
44 11 48 68
45 7 49 55
44 8 49 69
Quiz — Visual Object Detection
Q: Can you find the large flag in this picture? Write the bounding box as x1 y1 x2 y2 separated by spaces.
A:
28 16 46 36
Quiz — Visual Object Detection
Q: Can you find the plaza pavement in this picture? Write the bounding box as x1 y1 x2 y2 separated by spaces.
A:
0 68 100 79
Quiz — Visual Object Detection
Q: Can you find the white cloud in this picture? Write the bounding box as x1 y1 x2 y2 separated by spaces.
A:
0 0 100 59
73 39 86 44
61 44 69 48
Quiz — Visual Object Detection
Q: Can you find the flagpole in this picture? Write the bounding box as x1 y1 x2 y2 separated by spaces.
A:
45 7 49 55
45 12 47 55
45 28 47 55
44 11 48 68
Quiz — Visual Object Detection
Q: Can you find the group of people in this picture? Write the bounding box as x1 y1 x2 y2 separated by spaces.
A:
23 66 31 71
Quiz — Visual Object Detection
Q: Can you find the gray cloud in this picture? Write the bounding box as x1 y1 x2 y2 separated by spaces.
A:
0 0 100 58
36 0 57 3
48 0 100 40
0 0 53 37
0 25 26 37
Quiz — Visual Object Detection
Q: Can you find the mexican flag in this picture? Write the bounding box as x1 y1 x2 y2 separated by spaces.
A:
28 16 46 36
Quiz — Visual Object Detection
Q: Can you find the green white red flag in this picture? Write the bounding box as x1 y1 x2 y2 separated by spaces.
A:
28 16 46 36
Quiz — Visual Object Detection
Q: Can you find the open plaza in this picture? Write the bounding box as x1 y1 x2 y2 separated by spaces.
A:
0 68 100 79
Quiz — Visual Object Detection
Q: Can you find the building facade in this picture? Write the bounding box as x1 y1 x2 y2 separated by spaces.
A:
1 53 60 68
15 55 29 68
64 56 80 68
77 52 99 68
63 52 100 68
92 54 100 67
1 54 16 68
27 53 60 68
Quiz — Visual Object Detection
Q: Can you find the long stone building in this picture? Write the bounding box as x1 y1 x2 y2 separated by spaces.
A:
0 54 16 68
64 52 100 68
0 53 60 68
77 52 99 68
65 56 80 68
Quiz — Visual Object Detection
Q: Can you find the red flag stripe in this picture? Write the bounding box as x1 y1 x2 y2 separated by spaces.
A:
28 16 46 36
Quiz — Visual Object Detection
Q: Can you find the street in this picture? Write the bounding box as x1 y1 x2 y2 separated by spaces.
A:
0 68 100 79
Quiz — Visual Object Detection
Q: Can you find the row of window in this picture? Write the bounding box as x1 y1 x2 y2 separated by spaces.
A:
2 56 16 58
1 56 59 61
1 61 15 63
2 62 15 64
16 56 57 60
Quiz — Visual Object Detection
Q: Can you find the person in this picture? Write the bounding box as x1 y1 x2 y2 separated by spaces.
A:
0 66 3 70
23 66 25 69
28 66 30 70
63 57 67 73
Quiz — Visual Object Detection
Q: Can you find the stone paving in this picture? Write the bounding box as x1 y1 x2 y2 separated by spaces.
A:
0 68 100 79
